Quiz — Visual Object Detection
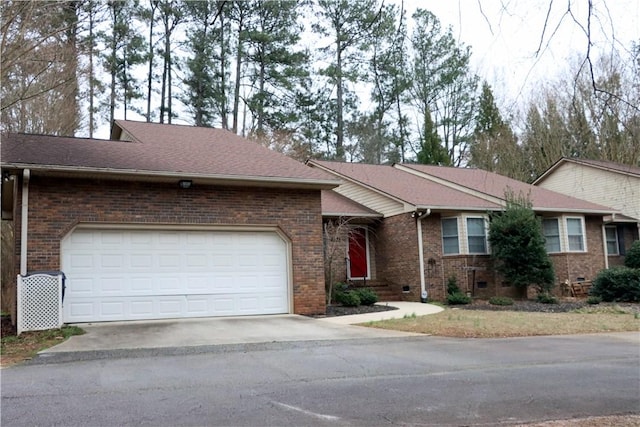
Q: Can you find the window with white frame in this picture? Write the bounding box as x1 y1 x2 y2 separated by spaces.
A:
441 218 459 255
566 217 585 251
605 226 619 255
466 217 488 254
542 218 561 253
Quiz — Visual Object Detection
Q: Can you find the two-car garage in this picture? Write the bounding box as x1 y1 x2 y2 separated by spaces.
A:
61 228 290 323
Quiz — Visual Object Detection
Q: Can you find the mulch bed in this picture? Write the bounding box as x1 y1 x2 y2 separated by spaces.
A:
460 299 640 314
322 304 399 318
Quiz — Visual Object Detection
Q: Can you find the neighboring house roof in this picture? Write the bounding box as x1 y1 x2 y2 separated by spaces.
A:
1 121 339 189
533 157 640 184
397 163 613 214
321 190 382 218
310 160 502 212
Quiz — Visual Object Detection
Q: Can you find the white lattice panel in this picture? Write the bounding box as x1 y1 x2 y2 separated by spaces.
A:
17 273 63 334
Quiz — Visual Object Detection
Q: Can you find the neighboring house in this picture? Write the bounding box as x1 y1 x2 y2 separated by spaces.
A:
308 160 617 302
0 120 339 324
533 158 640 267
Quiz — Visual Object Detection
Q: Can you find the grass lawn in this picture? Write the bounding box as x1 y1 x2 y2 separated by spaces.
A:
1 326 84 367
362 305 640 338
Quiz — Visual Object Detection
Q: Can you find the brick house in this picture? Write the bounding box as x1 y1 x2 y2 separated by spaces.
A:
0 120 339 323
308 160 617 302
533 158 640 267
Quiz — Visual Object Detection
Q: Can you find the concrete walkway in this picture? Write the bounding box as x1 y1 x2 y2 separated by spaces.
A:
318 301 443 324
39 302 442 356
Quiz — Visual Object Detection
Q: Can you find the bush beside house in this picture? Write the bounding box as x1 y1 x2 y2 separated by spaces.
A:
488 194 556 297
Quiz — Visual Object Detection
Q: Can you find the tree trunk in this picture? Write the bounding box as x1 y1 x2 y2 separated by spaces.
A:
232 11 244 134
335 36 344 160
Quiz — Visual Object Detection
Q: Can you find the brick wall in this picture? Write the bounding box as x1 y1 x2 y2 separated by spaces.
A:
14 175 326 315
548 216 607 286
375 213 421 299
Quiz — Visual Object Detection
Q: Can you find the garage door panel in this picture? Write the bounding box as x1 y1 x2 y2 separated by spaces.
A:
62 229 289 322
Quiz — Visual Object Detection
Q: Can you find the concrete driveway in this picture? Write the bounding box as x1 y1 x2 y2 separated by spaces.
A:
40 302 442 355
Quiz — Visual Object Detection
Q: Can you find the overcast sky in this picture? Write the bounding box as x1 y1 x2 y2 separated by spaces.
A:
406 0 640 112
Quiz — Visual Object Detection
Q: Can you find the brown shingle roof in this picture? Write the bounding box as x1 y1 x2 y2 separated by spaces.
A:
1 121 339 188
321 190 382 217
311 161 502 210
398 163 614 213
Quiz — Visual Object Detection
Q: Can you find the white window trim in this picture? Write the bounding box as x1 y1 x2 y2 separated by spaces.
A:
542 215 587 254
564 216 587 253
441 217 460 255
464 215 490 255
441 215 490 256
605 225 619 256
346 227 371 280
542 217 562 254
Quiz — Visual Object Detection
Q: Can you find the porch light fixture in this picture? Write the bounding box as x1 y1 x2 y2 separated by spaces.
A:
178 180 192 189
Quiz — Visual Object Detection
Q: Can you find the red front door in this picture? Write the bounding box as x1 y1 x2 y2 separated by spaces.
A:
348 228 368 278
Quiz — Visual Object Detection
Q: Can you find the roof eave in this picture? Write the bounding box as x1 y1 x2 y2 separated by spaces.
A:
1 163 340 190
322 212 383 218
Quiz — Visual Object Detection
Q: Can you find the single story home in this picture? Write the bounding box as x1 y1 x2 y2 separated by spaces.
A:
1 120 339 324
308 160 618 301
533 157 640 267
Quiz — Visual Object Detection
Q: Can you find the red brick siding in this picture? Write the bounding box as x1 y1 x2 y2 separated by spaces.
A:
548 216 607 287
373 213 608 302
14 175 326 315
375 213 421 299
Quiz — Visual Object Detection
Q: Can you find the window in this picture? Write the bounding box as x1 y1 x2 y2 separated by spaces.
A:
542 218 561 253
441 218 459 255
566 218 585 251
466 217 488 254
605 226 619 255
347 228 369 279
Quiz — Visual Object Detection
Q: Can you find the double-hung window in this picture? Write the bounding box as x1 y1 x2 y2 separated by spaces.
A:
441 218 459 255
566 217 585 251
542 218 561 253
466 217 488 254
605 226 619 255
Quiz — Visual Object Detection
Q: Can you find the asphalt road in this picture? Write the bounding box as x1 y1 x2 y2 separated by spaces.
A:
2 333 639 426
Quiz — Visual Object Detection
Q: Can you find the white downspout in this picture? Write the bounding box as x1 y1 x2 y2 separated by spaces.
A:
601 224 609 270
20 169 30 275
416 209 431 302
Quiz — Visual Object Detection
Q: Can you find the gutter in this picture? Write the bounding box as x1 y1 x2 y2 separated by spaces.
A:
413 209 431 302
1 163 340 190
20 169 30 275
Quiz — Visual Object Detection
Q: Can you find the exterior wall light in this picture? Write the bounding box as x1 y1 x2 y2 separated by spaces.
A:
178 180 192 189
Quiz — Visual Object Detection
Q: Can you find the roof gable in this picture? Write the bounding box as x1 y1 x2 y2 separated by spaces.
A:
309 160 501 212
534 157 640 184
321 190 382 218
1 121 339 189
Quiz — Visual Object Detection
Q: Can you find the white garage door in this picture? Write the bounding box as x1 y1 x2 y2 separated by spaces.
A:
61 229 289 322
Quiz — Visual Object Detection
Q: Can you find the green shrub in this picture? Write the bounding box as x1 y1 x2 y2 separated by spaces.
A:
353 288 378 306
536 293 558 304
624 240 640 269
586 295 602 305
336 291 361 307
489 296 514 306
591 267 640 302
447 292 471 305
447 276 461 295
488 194 555 294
